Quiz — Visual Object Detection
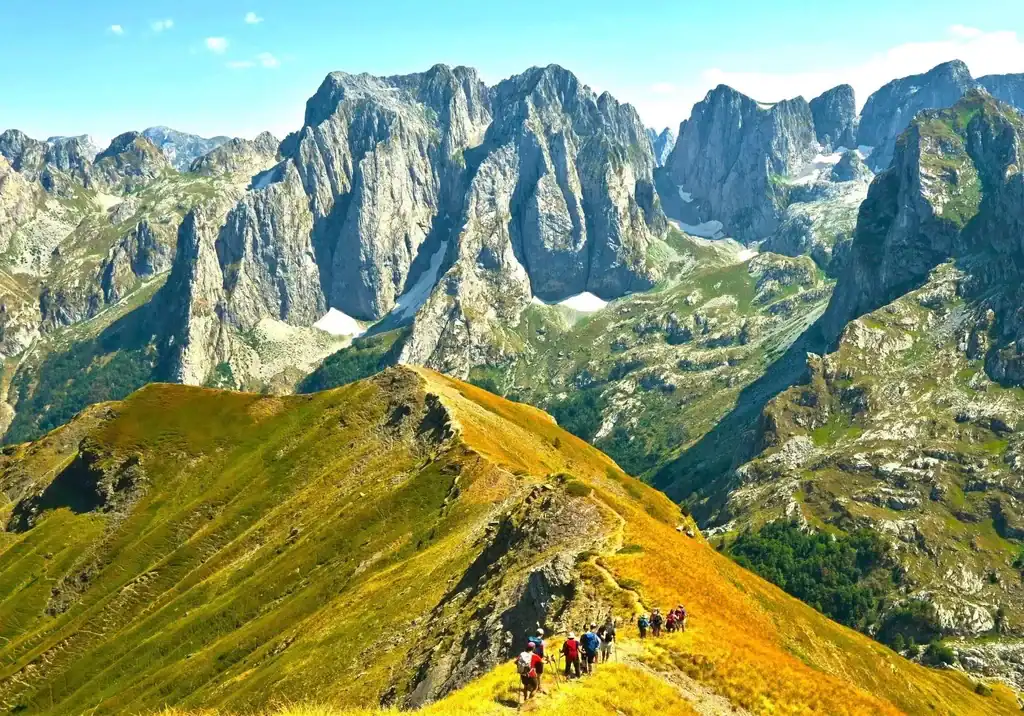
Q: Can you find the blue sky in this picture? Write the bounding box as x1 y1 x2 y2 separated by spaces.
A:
1 0 1023 145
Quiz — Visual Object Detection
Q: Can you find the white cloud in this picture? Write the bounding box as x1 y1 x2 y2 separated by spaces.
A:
205 37 229 54
110 24 124 35
257 52 279 68
631 26 1024 130
227 60 255 70
151 19 174 33
245 11 264 24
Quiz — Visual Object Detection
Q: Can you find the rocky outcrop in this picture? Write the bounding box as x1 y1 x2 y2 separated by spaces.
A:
830 149 871 182
822 90 1020 342
858 60 978 170
142 126 232 171
92 132 172 192
647 127 676 166
160 206 231 385
190 132 279 178
665 85 818 241
810 84 857 150
100 221 173 302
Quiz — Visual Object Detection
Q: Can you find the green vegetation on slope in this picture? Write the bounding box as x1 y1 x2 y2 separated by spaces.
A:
727 520 900 634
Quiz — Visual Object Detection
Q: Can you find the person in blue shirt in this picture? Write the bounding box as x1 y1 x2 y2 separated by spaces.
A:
526 628 546 692
580 623 602 673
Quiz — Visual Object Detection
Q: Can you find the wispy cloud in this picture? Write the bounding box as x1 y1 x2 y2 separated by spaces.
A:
631 25 1024 129
227 52 280 70
245 11 264 25
205 37 229 54
151 19 174 33
110 24 124 35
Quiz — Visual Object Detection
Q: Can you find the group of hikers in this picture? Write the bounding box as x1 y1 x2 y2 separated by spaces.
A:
515 606 687 701
636 605 686 638
516 620 617 701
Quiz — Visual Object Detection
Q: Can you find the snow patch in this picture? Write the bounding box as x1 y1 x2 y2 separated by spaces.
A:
313 308 364 337
677 186 693 203
857 145 874 159
737 248 759 262
679 219 725 240
531 292 609 313
391 240 449 320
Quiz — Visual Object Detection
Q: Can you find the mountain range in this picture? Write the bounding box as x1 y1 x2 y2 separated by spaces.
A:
4 55 1024 701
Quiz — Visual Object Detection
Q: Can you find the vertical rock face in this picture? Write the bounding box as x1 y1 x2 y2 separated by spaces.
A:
822 90 1022 342
809 84 857 150
857 60 978 170
100 221 172 303
142 126 232 171
665 85 818 241
160 207 231 385
92 132 173 192
488 65 664 299
978 73 1024 113
646 127 676 166
289 64 492 320
215 162 322 328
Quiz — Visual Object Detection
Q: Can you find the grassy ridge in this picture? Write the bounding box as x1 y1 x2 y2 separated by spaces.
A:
0 369 1013 714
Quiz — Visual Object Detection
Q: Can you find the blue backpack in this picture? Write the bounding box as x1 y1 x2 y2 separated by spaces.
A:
582 631 599 652
638 616 650 629
527 636 544 657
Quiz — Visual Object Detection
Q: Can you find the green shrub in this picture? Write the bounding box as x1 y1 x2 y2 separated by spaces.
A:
923 641 956 666
974 681 993 696
878 600 942 648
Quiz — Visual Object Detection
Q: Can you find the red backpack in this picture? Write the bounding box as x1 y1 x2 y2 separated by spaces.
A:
563 638 579 660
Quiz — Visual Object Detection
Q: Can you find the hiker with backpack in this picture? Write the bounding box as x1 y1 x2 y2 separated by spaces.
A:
637 613 649 639
581 623 601 673
516 642 543 702
651 608 664 637
676 604 688 632
527 628 546 692
598 619 616 662
562 632 582 679
666 610 677 633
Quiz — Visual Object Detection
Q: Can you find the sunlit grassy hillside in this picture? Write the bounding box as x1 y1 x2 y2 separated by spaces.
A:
0 367 1014 714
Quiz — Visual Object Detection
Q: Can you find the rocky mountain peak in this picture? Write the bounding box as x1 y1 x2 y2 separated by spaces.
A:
647 126 676 167
979 73 1024 113
142 126 232 171
92 132 172 192
858 59 980 170
665 83 818 241
809 84 857 149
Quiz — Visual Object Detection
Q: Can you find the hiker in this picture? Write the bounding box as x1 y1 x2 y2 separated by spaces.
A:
598 618 616 662
581 623 602 673
651 608 664 637
516 642 543 702
637 613 649 639
666 610 677 633
527 628 546 692
562 631 582 679
677 604 688 632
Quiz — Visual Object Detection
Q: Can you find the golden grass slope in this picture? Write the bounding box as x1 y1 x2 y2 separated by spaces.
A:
0 366 1015 715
